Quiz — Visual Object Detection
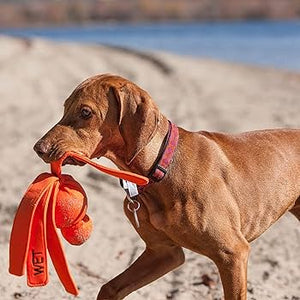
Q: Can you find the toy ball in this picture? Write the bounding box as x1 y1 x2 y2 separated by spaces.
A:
61 214 93 245
55 174 87 228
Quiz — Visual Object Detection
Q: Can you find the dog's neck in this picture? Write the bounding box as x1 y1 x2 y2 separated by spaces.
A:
106 115 170 177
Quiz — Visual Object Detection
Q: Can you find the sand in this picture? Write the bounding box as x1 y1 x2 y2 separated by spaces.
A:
0 36 299 300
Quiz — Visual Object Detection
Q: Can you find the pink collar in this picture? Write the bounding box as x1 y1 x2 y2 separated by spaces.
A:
119 121 179 194
147 121 179 183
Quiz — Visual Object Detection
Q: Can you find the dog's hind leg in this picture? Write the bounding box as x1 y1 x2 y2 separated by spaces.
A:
290 197 300 221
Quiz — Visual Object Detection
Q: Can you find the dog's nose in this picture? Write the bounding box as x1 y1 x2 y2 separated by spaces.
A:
33 140 50 157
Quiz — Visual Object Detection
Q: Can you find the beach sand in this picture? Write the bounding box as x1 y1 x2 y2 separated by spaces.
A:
0 36 299 300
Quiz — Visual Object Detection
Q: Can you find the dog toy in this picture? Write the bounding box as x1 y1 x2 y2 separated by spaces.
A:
9 151 148 295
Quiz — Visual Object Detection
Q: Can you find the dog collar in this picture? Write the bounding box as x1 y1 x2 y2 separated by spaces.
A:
120 121 179 227
147 121 179 183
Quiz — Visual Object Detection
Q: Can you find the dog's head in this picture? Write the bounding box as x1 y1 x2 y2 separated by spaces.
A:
33 74 160 166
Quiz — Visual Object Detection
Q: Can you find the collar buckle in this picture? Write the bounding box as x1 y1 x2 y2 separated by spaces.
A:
120 179 141 228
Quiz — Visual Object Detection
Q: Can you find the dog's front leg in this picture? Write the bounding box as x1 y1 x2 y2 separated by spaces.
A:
212 234 250 300
97 200 185 300
97 244 184 300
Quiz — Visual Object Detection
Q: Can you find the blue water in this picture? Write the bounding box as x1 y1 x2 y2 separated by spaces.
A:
1 21 300 71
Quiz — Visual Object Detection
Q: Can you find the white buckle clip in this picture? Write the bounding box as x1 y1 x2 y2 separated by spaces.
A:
120 179 141 228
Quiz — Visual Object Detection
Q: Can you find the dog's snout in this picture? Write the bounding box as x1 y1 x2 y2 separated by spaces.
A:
33 140 50 157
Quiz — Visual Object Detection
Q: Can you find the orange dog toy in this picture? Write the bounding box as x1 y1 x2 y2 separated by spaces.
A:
9 152 148 295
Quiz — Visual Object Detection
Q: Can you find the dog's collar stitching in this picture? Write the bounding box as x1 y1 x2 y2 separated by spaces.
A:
147 121 178 182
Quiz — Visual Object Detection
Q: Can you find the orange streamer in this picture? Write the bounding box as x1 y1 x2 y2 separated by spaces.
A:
9 152 148 295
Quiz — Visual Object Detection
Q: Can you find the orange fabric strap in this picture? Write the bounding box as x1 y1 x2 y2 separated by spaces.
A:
46 181 79 295
51 151 149 185
9 173 55 276
26 183 52 287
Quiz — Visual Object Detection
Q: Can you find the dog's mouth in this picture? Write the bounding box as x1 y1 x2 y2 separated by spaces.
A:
62 156 86 166
44 143 93 166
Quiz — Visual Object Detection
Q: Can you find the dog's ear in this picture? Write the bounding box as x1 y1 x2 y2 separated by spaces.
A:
111 83 160 165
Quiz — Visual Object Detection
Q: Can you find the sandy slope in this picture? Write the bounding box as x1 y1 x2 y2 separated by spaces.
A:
0 36 299 300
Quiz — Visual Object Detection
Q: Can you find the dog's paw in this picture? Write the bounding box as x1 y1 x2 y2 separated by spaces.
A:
97 283 121 300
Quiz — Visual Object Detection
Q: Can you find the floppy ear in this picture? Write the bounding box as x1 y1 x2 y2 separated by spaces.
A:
111 83 160 165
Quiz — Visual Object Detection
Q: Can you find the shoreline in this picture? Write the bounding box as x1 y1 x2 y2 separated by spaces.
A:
2 33 300 75
2 18 300 29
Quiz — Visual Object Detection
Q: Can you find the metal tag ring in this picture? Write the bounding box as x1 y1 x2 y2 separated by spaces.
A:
127 199 140 212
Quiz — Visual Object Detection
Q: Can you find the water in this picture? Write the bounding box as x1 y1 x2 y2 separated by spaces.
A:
1 21 300 71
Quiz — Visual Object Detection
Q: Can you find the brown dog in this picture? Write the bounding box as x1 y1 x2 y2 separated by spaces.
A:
33 74 300 300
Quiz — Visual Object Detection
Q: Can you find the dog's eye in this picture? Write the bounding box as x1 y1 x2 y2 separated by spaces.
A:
80 107 92 119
